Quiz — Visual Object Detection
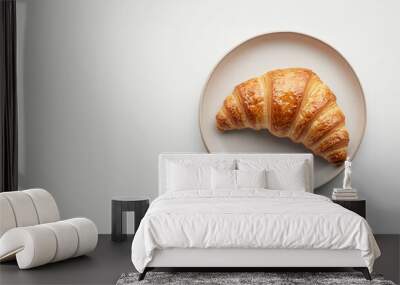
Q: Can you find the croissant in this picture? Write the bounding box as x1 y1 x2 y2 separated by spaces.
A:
216 68 349 164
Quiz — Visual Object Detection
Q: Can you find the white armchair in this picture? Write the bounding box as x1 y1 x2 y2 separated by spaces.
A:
0 189 98 269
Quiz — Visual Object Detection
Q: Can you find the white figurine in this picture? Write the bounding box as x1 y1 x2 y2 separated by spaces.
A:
343 157 352 190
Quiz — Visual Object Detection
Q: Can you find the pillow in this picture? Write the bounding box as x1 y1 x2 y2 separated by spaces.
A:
237 159 310 191
166 159 236 192
211 169 268 190
211 168 236 190
167 163 211 191
266 163 307 191
236 169 267 189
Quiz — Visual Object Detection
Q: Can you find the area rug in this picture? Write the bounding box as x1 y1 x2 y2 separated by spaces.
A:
116 272 396 285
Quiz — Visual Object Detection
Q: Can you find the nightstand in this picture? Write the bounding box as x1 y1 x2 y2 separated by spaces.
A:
111 196 150 242
332 199 366 218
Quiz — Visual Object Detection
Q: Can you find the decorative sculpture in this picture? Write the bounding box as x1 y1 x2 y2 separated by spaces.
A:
342 157 352 190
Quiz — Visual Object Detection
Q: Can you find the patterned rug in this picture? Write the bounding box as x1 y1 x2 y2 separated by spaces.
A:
116 271 396 285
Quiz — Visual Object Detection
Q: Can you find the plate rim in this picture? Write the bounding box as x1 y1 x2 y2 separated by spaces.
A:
198 30 367 188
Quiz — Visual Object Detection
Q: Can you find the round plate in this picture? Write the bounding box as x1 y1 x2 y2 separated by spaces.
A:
199 32 366 188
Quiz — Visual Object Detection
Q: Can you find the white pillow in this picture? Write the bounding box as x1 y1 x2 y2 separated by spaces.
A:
237 159 310 191
166 159 236 192
237 169 267 189
211 168 236 190
266 163 307 191
211 169 268 190
167 163 211 191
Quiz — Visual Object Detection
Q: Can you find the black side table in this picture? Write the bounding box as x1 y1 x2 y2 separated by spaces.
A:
112 196 149 242
332 199 366 218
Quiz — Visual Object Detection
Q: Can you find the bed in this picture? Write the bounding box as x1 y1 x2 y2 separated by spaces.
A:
131 153 380 280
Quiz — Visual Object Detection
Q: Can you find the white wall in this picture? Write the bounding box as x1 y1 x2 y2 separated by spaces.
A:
17 0 400 234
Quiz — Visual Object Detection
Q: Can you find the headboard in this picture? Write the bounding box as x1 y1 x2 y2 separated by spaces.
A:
158 153 314 195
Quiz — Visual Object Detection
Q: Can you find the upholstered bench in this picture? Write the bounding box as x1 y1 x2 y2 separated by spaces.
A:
0 189 97 269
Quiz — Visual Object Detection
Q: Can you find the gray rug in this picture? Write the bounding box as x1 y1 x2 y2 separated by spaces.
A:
116 272 396 285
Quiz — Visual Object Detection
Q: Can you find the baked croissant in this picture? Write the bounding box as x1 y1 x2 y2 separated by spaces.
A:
216 68 349 164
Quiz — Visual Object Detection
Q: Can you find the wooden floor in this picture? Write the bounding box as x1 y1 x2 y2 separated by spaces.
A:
0 235 399 285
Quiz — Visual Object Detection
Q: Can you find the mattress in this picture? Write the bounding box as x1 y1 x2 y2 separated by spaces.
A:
131 189 380 273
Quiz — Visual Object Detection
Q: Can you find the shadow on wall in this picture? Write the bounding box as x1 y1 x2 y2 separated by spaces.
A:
15 0 164 233
16 0 26 189
17 0 52 192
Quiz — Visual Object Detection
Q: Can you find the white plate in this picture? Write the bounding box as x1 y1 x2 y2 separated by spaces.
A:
199 32 366 188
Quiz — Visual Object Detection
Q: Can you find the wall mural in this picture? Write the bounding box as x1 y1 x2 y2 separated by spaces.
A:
199 32 366 188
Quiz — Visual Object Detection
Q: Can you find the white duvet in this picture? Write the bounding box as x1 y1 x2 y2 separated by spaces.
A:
131 189 380 272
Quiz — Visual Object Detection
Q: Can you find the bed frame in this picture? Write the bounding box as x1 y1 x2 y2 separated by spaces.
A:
141 248 370 280
138 153 371 280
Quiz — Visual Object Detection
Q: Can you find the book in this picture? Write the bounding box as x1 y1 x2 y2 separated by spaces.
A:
333 188 357 193
332 193 359 199
332 187 359 200
332 196 359 200
332 192 358 196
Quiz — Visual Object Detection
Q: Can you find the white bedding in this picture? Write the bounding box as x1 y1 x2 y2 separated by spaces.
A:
131 189 380 273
